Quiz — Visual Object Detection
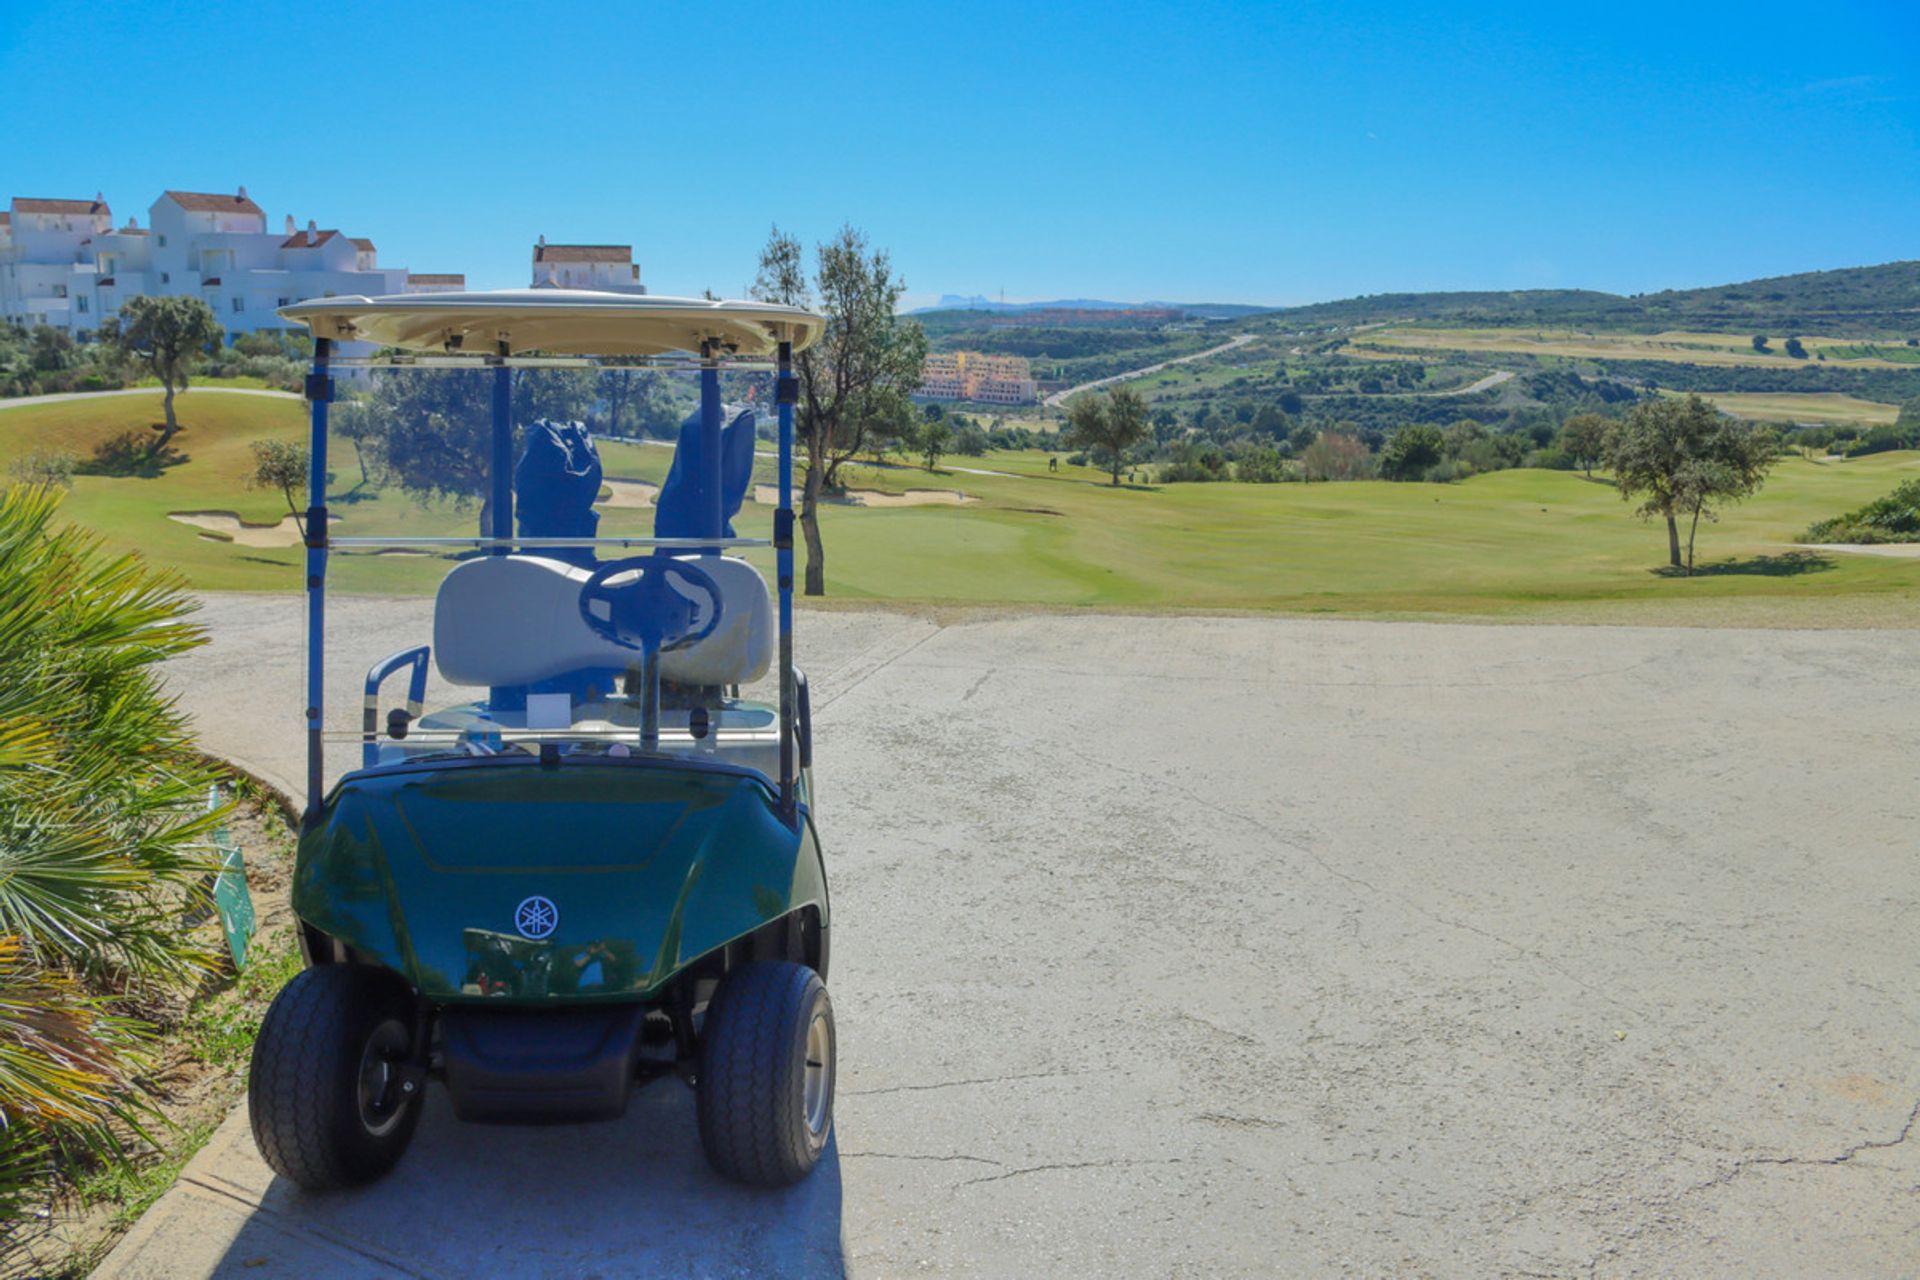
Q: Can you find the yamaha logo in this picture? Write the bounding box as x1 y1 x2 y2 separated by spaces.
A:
514 895 558 940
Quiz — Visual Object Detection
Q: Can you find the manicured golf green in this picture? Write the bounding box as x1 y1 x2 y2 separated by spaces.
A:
6 391 1918 620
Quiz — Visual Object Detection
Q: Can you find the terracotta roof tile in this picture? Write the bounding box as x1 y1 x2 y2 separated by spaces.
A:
349 237 375 252
15 197 109 215
534 243 631 264
163 190 264 216
281 230 340 249
407 273 466 286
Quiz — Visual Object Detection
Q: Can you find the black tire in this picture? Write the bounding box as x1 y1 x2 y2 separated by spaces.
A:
697 960 835 1187
248 965 423 1191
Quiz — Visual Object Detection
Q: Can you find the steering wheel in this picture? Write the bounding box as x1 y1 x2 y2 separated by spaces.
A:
578 556 724 655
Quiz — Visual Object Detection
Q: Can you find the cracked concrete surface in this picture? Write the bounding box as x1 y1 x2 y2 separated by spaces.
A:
101 599 1920 1277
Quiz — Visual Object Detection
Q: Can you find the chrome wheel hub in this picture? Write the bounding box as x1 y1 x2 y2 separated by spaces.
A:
802 1009 833 1137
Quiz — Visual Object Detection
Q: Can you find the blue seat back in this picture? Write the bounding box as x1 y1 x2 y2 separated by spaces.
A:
653 409 756 539
515 418 601 567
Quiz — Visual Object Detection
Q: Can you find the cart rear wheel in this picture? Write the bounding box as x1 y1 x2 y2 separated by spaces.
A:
697 960 835 1187
249 965 422 1191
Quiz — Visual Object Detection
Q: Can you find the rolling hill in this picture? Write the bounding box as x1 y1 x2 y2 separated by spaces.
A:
1249 260 1920 336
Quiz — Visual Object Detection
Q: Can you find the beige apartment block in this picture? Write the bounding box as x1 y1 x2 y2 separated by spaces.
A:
917 350 1038 404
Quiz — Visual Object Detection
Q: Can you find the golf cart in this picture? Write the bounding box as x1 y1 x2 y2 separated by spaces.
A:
248 291 835 1190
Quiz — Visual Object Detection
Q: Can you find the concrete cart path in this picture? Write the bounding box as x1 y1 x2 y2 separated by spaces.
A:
111 600 1920 1277
0 386 300 411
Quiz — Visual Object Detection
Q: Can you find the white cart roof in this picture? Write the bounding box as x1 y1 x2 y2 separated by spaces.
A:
277 290 826 357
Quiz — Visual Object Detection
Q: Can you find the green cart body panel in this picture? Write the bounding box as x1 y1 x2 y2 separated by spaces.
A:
292 759 826 1005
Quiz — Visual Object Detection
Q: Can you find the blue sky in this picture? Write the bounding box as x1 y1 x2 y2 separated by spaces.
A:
2 1 1914 308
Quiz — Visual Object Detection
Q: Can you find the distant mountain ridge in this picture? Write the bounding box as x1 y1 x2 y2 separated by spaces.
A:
916 294 1271 319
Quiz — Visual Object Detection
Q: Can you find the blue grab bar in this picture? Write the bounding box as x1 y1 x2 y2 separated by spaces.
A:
363 645 431 768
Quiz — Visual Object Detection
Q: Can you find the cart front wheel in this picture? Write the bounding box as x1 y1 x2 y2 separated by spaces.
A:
697 960 835 1187
249 965 422 1191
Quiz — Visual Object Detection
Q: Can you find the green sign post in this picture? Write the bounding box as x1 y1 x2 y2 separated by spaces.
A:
207 785 257 970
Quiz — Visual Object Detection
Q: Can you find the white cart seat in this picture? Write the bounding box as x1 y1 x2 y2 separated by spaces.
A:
432 554 771 689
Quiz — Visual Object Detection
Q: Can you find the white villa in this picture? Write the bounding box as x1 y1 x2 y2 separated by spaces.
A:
531 237 645 293
0 187 467 340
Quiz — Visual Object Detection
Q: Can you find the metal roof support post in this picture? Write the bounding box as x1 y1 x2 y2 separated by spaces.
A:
776 339 797 821
303 338 334 825
489 341 512 556
699 343 723 547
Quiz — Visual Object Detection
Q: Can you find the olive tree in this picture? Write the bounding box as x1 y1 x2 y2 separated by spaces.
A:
105 295 220 447
919 417 952 470
1557 413 1611 477
753 224 928 595
247 439 312 537
1606 394 1777 573
1062 386 1151 486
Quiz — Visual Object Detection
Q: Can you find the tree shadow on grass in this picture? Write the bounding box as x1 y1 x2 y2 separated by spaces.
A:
327 481 383 505
75 428 188 478
1650 551 1835 579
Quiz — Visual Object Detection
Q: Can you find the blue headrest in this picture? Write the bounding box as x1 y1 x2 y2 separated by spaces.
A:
653 409 756 539
515 419 601 566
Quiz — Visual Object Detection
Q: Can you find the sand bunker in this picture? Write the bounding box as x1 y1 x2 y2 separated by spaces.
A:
169 511 333 548
751 484 975 508
597 479 659 509
1802 542 1920 559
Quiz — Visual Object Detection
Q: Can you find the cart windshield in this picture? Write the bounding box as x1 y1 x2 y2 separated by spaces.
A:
299 355 792 789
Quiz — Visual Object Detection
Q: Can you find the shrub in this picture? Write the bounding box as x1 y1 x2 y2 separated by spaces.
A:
1844 424 1920 457
6 450 78 490
1159 443 1230 482
1423 459 1474 483
1298 431 1375 482
0 486 222 1202
1380 424 1444 480
1235 446 1288 483
1803 478 1920 543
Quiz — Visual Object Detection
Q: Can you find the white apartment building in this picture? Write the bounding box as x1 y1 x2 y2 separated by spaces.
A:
531 237 645 292
0 187 465 340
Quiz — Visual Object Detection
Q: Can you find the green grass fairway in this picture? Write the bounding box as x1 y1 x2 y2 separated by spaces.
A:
6 392 1918 622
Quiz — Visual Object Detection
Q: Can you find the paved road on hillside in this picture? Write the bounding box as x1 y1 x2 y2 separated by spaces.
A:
109 601 1920 1278
0 386 300 411
1421 367 1514 395
1042 332 1256 407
